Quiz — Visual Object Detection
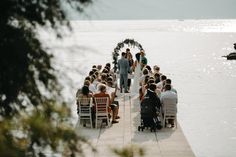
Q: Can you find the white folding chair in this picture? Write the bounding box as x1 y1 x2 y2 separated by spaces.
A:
94 97 110 129
162 98 177 128
78 97 93 129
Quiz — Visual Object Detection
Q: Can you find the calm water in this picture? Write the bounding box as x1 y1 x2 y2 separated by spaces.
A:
40 20 236 157
62 0 236 20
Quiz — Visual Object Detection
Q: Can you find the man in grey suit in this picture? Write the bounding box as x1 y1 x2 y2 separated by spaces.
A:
118 52 130 93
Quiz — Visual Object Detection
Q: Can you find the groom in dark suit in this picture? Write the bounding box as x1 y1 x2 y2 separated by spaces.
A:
118 52 130 93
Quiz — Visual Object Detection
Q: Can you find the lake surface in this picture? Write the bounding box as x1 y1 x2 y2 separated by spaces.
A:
39 20 236 157
62 0 236 20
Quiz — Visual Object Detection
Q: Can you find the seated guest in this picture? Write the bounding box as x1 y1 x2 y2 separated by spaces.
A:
94 84 119 124
89 70 94 76
141 75 150 95
104 65 110 72
107 81 120 119
147 79 155 89
107 76 113 83
165 79 177 94
154 73 160 84
76 79 91 97
143 83 161 112
105 63 111 69
92 65 97 69
92 68 98 72
139 68 149 86
106 81 116 99
89 76 97 94
160 84 178 127
153 65 162 75
156 75 167 90
77 85 94 126
102 68 109 74
161 80 166 92
145 65 152 74
97 65 102 72
100 73 107 82
92 73 99 87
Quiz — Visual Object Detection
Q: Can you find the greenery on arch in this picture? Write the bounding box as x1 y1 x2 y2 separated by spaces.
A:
112 39 144 72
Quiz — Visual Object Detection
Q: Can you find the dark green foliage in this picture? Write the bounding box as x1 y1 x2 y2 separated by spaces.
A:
0 0 92 116
0 100 93 157
0 0 93 156
0 0 91 26
0 24 55 116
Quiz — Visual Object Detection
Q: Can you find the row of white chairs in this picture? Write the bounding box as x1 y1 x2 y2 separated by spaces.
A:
77 97 110 129
78 96 177 129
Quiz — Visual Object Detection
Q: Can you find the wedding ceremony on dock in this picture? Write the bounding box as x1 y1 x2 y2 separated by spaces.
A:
1 0 236 157
75 40 195 156
40 20 236 157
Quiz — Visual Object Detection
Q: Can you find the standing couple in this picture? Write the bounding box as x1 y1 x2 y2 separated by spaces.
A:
118 50 147 93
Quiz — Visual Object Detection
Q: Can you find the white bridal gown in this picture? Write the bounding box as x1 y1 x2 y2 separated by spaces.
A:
131 61 142 94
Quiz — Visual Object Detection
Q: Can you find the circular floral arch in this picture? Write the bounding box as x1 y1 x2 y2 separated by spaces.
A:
112 39 144 72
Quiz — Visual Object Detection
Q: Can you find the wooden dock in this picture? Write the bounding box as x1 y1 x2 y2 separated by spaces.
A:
76 94 195 157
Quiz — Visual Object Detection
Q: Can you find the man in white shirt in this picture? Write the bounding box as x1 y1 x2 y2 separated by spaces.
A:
160 84 178 127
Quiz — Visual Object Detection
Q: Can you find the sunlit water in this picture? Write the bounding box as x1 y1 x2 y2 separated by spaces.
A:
39 20 236 157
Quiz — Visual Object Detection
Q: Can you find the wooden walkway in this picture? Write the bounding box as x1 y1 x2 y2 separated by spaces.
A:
76 93 195 157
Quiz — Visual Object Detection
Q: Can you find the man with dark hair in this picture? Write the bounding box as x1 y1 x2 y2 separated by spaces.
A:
154 73 160 84
165 79 177 94
89 70 94 76
145 65 152 73
105 63 111 68
118 52 130 93
142 83 161 111
85 76 91 82
140 83 161 130
92 65 97 69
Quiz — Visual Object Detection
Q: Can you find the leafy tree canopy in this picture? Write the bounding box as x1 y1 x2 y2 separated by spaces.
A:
0 0 91 116
0 1 93 156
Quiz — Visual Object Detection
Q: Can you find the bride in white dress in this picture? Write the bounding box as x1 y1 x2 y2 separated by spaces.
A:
131 53 142 94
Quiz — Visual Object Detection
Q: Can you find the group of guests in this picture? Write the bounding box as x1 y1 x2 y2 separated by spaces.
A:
76 63 120 127
76 49 178 128
138 64 178 127
117 48 178 127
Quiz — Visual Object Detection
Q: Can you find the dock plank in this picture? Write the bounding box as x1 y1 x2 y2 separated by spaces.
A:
76 93 195 157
